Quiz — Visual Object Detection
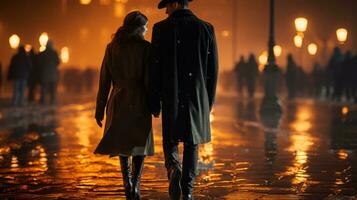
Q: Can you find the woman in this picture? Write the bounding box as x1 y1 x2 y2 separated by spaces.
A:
94 11 154 200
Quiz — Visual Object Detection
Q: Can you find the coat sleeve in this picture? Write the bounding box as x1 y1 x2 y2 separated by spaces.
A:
207 25 219 111
149 24 162 115
95 45 112 120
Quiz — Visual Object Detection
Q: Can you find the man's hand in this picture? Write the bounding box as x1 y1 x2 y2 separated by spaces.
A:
96 118 103 128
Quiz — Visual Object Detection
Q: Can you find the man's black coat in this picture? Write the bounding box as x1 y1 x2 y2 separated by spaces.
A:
150 9 218 144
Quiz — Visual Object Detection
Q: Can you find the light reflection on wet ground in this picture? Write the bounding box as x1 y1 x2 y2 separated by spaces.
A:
0 94 357 199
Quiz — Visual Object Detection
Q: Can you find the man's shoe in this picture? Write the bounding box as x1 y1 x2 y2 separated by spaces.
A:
168 167 182 200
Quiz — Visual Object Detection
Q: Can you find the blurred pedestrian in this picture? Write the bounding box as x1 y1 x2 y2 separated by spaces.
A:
27 48 40 103
343 52 355 101
245 54 259 98
83 68 95 92
285 54 298 99
326 47 344 99
234 56 246 96
37 41 60 105
7 45 32 106
150 0 218 199
311 62 324 98
94 11 154 200
0 61 3 95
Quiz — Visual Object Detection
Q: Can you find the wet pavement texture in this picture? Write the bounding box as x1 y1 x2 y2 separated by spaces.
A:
0 93 357 200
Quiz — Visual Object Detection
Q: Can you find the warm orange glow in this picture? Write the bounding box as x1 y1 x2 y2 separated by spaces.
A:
39 46 46 52
341 106 349 116
338 149 349 160
336 28 348 43
99 0 111 5
273 45 282 57
294 35 303 48
61 47 70 64
258 51 268 72
9 34 20 49
221 30 230 37
25 44 32 53
39 32 49 47
114 1 126 18
295 17 308 32
307 43 318 56
80 0 91 5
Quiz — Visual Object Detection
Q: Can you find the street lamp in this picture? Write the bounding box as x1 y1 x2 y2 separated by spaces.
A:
260 0 282 115
307 43 318 56
61 47 70 64
9 34 20 49
39 32 49 47
39 46 46 52
25 44 32 53
336 28 348 44
79 0 91 5
295 17 308 33
294 35 303 48
273 45 282 57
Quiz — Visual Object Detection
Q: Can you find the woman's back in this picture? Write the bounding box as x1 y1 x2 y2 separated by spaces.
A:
108 38 150 83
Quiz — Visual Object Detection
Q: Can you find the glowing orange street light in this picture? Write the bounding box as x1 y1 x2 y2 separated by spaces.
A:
39 46 46 52
258 51 268 72
9 34 20 49
80 0 91 5
336 28 348 44
341 106 349 116
273 45 282 57
61 47 70 64
295 17 308 33
39 32 49 47
25 44 32 53
307 43 318 56
294 35 303 48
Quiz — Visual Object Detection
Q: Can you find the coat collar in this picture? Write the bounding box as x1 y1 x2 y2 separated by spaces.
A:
169 9 195 19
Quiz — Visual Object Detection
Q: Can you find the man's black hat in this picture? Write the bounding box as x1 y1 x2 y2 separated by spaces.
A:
158 0 193 9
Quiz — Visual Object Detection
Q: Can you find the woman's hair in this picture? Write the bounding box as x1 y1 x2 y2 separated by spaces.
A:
112 11 148 44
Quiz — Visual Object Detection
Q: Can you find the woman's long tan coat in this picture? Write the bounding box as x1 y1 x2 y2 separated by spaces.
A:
94 38 154 156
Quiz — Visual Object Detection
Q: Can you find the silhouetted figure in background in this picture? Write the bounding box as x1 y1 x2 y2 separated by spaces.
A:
7 46 32 106
38 41 60 105
63 68 83 93
351 56 357 102
234 56 246 96
285 54 298 99
0 61 3 95
326 47 344 99
27 49 40 103
339 51 353 101
311 62 324 98
245 54 259 98
83 68 95 92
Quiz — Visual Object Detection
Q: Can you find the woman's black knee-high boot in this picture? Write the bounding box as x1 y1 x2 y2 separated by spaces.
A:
131 156 145 200
120 156 132 199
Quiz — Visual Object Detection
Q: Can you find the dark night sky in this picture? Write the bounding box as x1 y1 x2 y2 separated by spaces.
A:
0 0 356 71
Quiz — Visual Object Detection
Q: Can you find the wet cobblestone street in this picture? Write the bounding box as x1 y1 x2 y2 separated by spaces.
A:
0 93 357 199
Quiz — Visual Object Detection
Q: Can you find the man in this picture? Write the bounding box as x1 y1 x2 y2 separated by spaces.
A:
234 56 246 97
150 0 218 199
7 45 32 106
37 41 60 105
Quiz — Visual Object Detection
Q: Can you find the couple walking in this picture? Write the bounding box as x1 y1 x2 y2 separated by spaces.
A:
94 0 218 199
